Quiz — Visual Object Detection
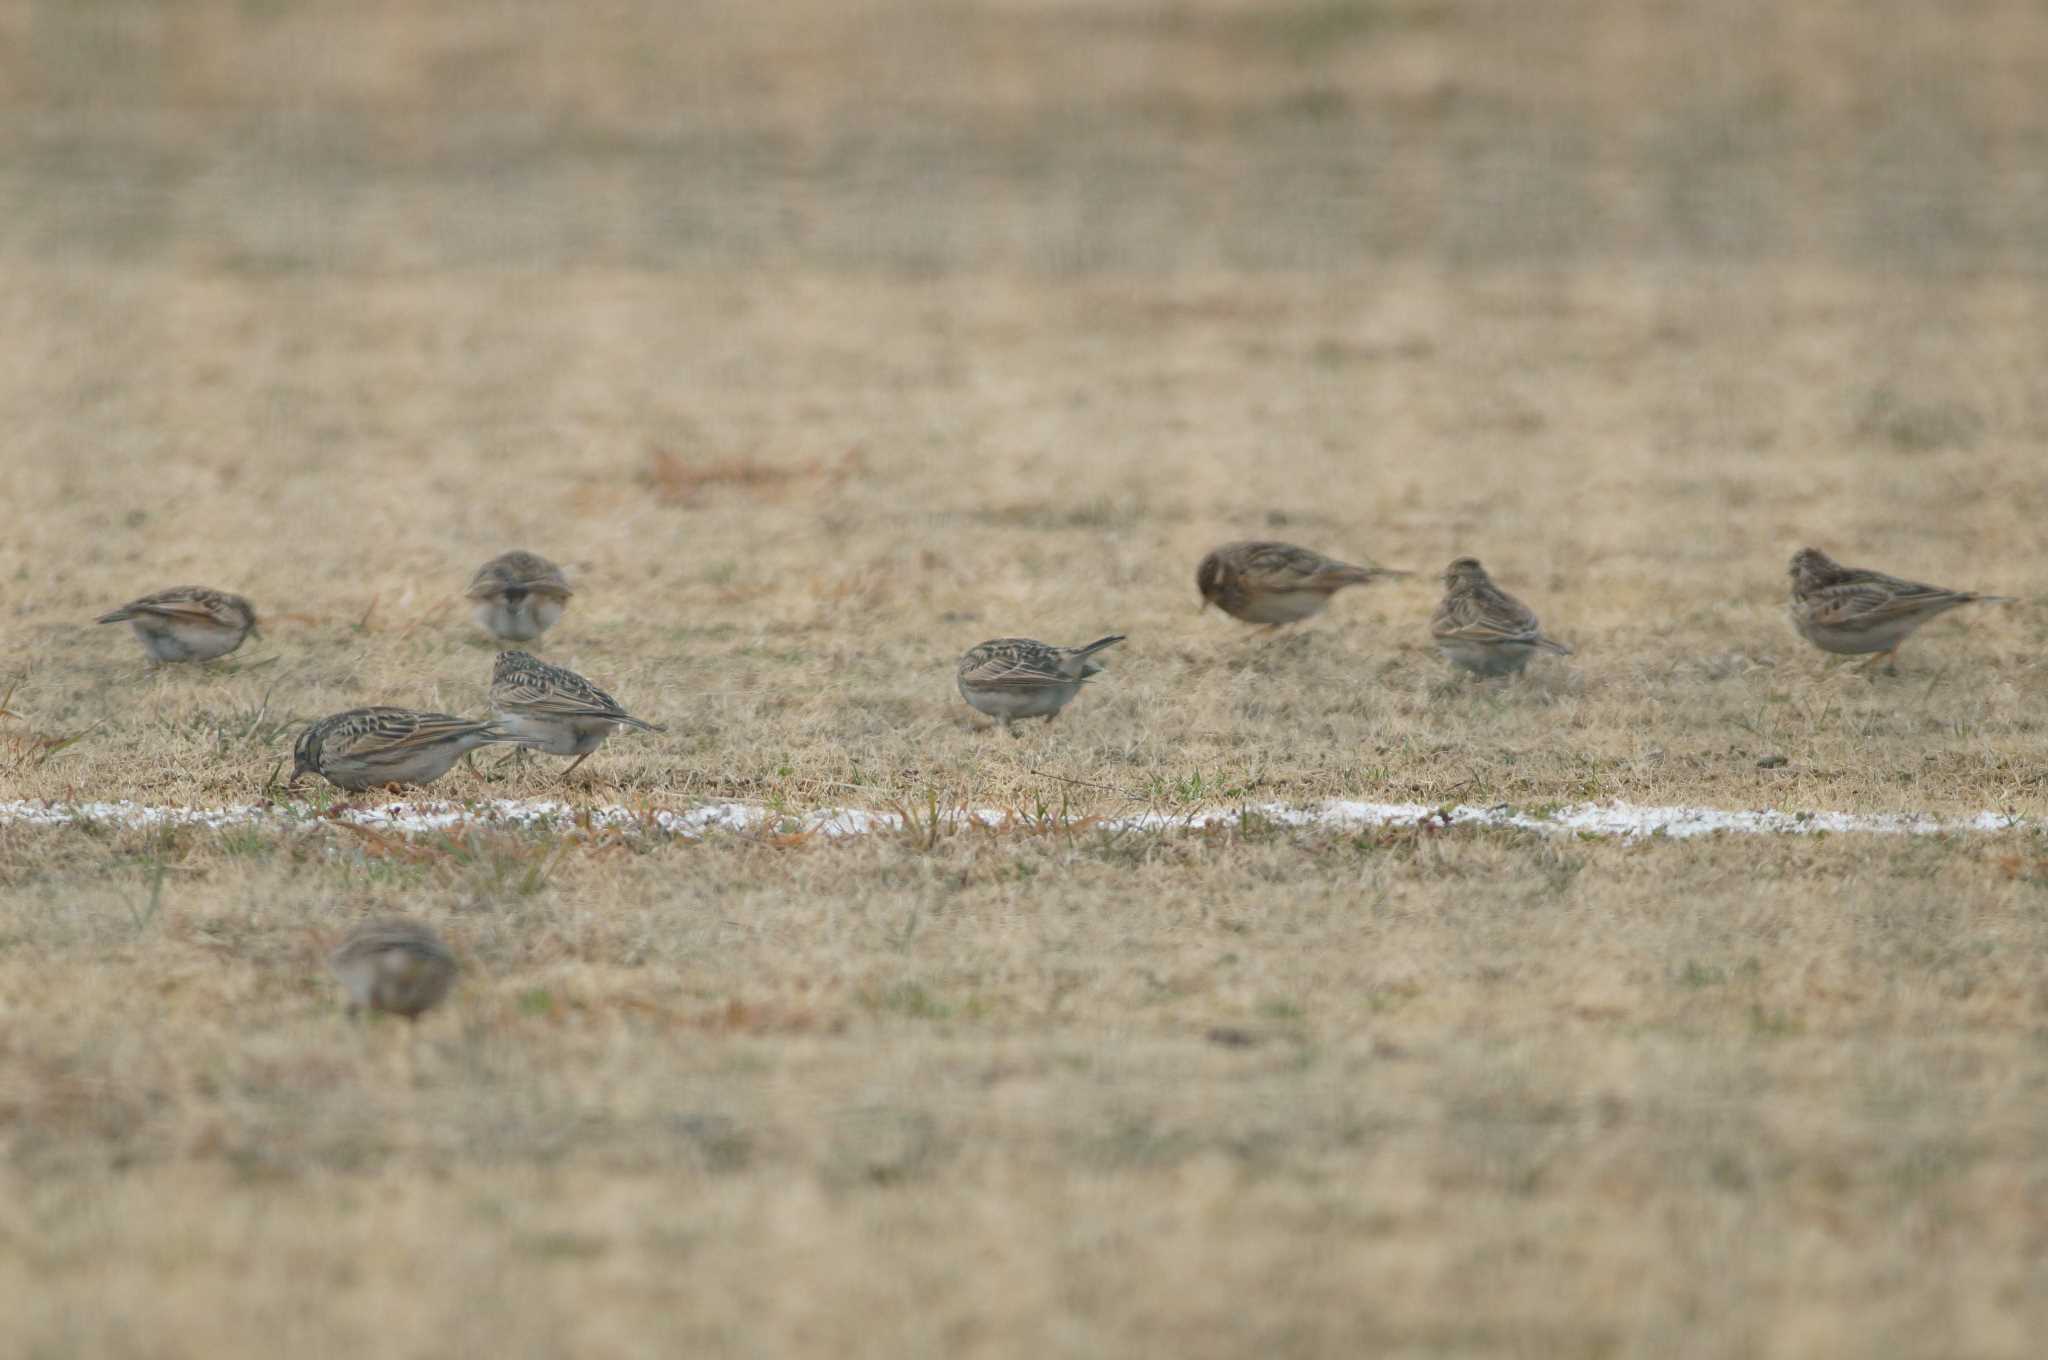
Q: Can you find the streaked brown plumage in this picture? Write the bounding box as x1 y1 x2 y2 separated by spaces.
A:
292 706 543 791
95 586 258 662
466 550 572 642
1788 547 2012 671
1196 541 1410 627
329 918 457 1021
956 635 1125 730
1429 557 1572 676
490 650 664 778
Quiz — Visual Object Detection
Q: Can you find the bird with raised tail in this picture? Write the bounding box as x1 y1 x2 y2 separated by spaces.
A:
1197 540 1410 629
1429 557 1573 677
489 649 665 778
957 635 1125 731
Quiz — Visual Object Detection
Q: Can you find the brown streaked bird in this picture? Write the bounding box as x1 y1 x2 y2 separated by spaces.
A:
466 550 572 642
292 706 543 792
489 650 665 778
95 586 258 662
1196 541 1410 628
1788 547 2013 672
956 635 1125 731
1430 557 1573 677
329 918 457 1022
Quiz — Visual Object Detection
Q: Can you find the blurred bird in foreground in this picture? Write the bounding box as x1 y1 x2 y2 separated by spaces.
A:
330 918 456 1022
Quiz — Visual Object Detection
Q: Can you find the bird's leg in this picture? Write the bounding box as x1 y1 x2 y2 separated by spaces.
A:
561 751 594 780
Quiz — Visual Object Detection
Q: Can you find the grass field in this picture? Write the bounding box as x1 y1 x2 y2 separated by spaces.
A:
4 1 2048 1355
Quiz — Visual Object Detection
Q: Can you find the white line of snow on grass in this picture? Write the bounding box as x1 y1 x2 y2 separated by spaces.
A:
0 797 2031 841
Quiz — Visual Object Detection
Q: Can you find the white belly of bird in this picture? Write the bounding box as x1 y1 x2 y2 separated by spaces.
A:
958 679 1081 721
132 617 243 662
1233 590 1331 625
496 710 617 756
474 596 565 642
324 744 477 790
1438 638 1536 676
1793 611 1936 655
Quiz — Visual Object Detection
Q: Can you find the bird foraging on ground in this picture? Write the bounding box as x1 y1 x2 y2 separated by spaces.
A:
1787 547 2013 673
329 918 457 1021
292 706 542 791
95 586 258 662
1196 540 1410 628
489 650 665 778
956 635 1125 731
466 550 572 642
1429 557 1573 676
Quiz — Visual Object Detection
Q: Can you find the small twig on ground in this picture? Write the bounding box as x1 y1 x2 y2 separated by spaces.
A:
1027 768 1135 798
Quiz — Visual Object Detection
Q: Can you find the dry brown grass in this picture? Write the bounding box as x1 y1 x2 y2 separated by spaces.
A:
5 0 2048 1355
4 823 2047 1356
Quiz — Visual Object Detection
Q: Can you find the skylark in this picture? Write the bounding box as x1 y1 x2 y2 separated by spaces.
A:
957 635 1125 730
1197 540 1410 628
292 706 542 791
489 650 665 778
1788 547 2013 672
330 918 457 1021
1430 557 1573 676
95 586 258 662
466 550 573 642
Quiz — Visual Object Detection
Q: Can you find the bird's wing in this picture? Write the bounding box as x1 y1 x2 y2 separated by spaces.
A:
1433 587 1545 644
326 710 490 759
497 661 621 716
102 587 232 624
1239 543 1354 590
469 553 571 598
959 642 1070 687
495 662 664 730
1801 573 1968 627
333 920 455 968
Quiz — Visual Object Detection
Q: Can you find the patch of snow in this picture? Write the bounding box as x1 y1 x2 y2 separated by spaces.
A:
0 796 2030 842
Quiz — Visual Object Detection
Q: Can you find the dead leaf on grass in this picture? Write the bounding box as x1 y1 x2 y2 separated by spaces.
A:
642 445 863 506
